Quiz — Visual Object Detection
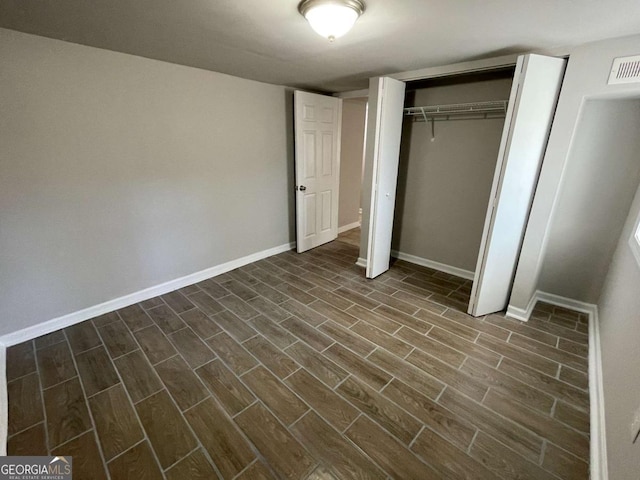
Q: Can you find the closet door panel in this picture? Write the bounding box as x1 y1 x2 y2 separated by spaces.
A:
365 77 407 278
469 54 567 317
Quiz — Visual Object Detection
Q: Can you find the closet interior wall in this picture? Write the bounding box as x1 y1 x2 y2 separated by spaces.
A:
392 72 514 273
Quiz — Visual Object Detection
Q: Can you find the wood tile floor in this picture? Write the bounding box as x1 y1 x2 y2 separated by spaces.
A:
336 227 360 247
6 238 590 479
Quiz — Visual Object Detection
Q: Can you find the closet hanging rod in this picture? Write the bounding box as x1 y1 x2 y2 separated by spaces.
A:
404 100 508 121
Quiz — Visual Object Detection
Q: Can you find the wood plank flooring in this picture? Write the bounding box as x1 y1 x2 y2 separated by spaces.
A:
6 231 590 479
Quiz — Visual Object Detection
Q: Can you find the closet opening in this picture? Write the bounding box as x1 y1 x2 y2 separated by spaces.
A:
362 54 567 317
391 69 515 298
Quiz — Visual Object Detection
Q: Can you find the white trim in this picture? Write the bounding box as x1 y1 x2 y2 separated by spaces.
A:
334 89 369 99
391 54 519 82
338 221 361 234
589 307 609 480
629 206 640 267
0 242 295 347
534 291 598 316
0 340 7 456
507 289 596 322
389 47 570 84
356 257 367 268
505 303 533 322
391 250 475 280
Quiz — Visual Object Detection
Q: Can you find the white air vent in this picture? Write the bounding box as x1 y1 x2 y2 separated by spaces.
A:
608 55 640 85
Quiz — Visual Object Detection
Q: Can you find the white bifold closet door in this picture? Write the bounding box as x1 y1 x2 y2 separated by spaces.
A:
294 91 343 253
468 54 567 317
365 77 406 278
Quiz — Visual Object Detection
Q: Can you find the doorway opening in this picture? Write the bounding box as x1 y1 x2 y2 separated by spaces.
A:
535 96 640 300
336 97 368 249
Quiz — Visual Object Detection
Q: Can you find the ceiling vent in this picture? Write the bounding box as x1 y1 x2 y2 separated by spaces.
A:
608 55 640 85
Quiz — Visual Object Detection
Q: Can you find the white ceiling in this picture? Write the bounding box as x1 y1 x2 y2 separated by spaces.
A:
1 0 639 92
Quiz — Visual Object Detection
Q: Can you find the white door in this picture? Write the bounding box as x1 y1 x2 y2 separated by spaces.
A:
294 91 342 253
365 77 407 278
469 54 567 317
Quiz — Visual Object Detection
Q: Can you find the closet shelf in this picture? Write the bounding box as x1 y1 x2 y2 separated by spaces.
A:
404 100 508 121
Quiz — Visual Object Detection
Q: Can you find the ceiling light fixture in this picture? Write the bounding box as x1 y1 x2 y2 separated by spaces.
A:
298 0 365 42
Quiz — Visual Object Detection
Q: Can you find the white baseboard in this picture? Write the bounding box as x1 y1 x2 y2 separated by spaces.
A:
535 291 598 316
506 290 597 322
506 290 607 479
338 221 361 234
391 250 474 281
0 340 6 456
506 294 538 322
0 242 295 348
355 257 367 268
589 307 608 480
504 305 530 322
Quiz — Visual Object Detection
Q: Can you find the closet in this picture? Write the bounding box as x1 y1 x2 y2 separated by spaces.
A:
362 54 567 317
393 70 514 280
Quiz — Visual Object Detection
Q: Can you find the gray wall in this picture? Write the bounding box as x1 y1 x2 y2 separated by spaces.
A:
538 99 640 302
338 98 366 229
0 28 294 337
598 183 640 480
510 33 640 311
507 33 640 478
392 78 512 271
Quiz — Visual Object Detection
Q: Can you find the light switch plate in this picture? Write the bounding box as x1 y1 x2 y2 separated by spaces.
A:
631 406 640 444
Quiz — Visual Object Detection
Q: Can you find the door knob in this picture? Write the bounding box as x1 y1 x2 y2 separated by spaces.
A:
298 185 307 191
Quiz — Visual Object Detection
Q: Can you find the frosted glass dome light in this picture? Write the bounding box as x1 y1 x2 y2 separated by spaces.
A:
299 0 365 42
